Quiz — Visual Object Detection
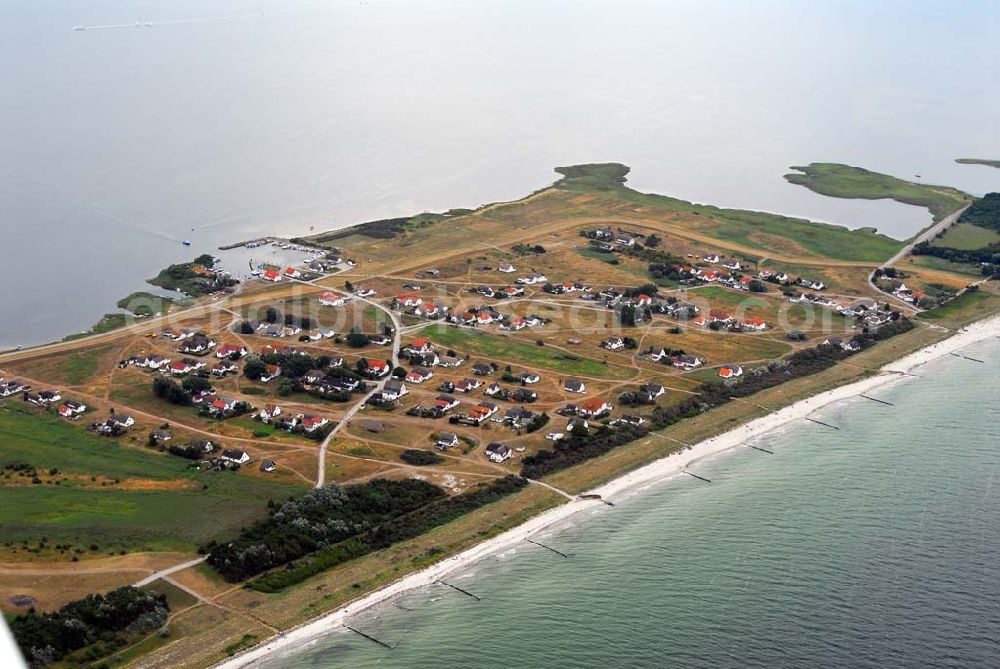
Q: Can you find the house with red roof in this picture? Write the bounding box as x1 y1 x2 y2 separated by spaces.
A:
169 360 193 375
262 269 281 282
216 343 247 359
709 310 733 324
578 397 612 418
284 267 303 279
406 368 433 384
718 366 743 379
259 364 282 383
301 415 329 433
318 292 347 307
396 294 423 307
363 359 390 378
407 338 432 354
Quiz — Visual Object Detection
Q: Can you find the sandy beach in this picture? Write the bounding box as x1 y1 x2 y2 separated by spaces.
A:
216 314 1000 669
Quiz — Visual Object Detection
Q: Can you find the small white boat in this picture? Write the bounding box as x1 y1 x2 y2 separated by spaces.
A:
182 239 192 246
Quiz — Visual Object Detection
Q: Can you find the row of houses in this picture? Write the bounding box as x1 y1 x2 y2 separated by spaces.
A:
585 227 640 248
255 407 329 433
471 284 526 299
689 310 768 331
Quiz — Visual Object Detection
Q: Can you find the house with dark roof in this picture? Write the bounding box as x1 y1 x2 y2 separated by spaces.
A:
219 449 250 465
383 379 408 400
362 419 385 433
436 431 459 450
485 442 513 462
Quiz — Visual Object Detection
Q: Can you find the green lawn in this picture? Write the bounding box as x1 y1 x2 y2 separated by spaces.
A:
784 163 971 223
421 325 634 379
116 292 175 317
918 290 996 325
0 405 306 551
575 246 620 264
930 222 1000 250
56 346 112 385
688 285 772 310
910 254 984 277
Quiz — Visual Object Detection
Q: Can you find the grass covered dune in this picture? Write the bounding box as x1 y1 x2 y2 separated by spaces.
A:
784 163 971 222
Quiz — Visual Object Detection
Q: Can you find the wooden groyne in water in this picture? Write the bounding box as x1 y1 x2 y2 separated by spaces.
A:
859 394 894 406
344 625 392 649
526 538 570 558
683 470 712 483
578 493 615 506
437 580 482 601
804 417 839 430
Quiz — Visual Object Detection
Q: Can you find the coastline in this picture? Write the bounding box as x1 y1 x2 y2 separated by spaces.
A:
214 313 1000 669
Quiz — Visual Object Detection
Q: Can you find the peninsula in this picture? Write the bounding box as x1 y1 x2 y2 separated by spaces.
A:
2 163 999 669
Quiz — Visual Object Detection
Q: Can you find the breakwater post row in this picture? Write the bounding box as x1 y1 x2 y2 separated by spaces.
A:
344 625 392 649
682 470 712 483
804 416 840 430
437 579 482 601
525 538 570 558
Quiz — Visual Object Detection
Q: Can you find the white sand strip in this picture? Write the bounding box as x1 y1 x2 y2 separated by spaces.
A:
216 315 1000 668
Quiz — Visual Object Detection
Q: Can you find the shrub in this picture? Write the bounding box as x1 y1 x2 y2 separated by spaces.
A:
400 449 444 465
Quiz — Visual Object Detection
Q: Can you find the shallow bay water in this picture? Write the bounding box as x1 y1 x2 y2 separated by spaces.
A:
3 0 1000 346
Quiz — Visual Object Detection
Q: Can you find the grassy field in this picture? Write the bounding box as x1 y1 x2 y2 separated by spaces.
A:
784 163 971 223
555 164 905 262
918 289 1000 326
0 405 306 552
117 292 176 317
421 325 635 380
930 222 1000 250
909 254 985 277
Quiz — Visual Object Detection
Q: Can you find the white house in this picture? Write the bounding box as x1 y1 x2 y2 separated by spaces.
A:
318 292 347 307
603 337 625 351
485 442 513 463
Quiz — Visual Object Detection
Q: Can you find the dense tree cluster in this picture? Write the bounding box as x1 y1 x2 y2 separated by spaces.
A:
521 425 647 479
400 449 444 465
152 377 192 406
913 193 1000 276
204 479 445 582
250 476 528 592
11 587 168 667
959 192 1000 231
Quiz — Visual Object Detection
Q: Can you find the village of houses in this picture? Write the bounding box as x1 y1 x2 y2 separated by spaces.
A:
0 218 925 495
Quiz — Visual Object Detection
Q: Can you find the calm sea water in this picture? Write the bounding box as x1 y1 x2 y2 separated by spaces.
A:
3 0 1000 347
260 336 1000 668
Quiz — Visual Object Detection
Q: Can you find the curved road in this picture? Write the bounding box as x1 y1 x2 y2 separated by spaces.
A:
302 279 402 488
